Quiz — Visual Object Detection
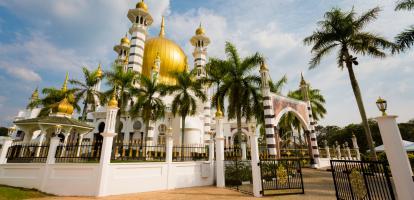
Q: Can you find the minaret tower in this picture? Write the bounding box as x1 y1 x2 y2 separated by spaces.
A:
127 0 153 73
300 74 320 166
114 34 131 72
190 23 211 140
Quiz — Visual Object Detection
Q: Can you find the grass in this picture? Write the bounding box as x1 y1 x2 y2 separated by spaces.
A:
0 185 51 200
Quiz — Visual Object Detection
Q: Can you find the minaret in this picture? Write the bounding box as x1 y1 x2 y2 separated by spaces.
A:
190 23 211 141
127 0 153 73
113 34 131 72
300 74 320 166
259 61 277 157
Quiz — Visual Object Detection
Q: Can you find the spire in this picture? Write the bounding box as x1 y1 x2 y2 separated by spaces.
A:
31 87 39 101
159 16 165 37
260 61 268 71
97 63 103 78
62 72 69 92
300 72 307 86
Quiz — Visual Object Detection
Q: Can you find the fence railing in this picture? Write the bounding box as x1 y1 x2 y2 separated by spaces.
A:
225 146 242 160
173 144 208 162
6 142 49 163
55 141 102 163
111 140 166 162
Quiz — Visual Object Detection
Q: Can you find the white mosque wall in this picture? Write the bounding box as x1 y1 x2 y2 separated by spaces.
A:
0 161 214 196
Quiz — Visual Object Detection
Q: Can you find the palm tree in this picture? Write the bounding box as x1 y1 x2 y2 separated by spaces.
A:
394 0 414 52
130 74 166 143
105 64 139 134
203 58 227 111
304 7 395 160
213 42 263 144
69 67 103 121
165 70 206 145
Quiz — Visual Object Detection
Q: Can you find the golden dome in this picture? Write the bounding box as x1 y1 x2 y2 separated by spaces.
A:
142 17 186 85
120 34 130 46
136 0 148 11
56 97 74 115
96 64 103 78
195 23 205 35
108 90 118 108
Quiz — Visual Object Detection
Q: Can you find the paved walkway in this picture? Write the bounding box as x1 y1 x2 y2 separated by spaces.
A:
33 168 335 200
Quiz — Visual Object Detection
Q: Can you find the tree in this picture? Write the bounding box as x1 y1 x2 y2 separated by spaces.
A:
130 74 166 143
394 0 414 52
69 67 103 121
165 70 206 145
304 7 395 160
288 85 327 121
213 42 263 144
105 64 139 134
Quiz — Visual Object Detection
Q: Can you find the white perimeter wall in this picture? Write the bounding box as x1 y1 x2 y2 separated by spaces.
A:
0 161 214 196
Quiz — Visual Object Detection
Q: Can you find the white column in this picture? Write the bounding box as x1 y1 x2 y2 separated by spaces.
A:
209 133 215 161
241 142 247 160
0 137 13 164
345 144 351 160
76 134 85 157
46 136 60 164
35 132 46 157
250 131 262 197
215 115 225 187
335 142 341 159
376 115 414 200
351 134 360 160
324 140 330 159
166 133 175 190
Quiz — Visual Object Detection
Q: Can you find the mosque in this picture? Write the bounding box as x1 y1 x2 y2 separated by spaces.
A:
10 0 254 148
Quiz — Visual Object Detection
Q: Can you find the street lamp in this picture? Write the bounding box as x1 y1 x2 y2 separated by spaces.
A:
376 96 387 116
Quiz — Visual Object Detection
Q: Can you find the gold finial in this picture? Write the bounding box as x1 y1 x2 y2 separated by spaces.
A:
31 87 39 101
159 16 165 37
108 89 118 108
136 0 148 11
260 61 268 71
300 72 307 86
56 97 74 116
215 98 223 118
97 63 103 78
195 22 205 35
62 72 69 92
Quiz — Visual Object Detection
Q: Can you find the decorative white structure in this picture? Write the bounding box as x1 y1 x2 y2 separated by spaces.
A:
215 101 225 188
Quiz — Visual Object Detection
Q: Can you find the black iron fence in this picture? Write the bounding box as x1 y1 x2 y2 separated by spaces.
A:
259 158 304 196
173 144 208 162
224 160 253 195
6 142 49 163
225 146 242 160
330 160 395 200
55 140 102 163
111 140 166 162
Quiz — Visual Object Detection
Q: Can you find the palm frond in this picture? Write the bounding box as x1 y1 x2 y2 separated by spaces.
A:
395 0 414 11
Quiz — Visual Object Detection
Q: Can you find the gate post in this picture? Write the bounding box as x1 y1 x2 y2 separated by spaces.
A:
215 103 225 188
376 114 414 200
351 134 360 160
0 137 13 164
250 127 262 197
241 142 247 160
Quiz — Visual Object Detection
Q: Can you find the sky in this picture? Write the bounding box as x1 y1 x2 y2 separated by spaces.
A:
0 0 413 127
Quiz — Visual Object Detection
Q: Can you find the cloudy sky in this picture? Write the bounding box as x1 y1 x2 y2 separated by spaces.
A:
0 0 413 127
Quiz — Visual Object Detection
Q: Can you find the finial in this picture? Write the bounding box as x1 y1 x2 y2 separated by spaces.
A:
195 22 205 35
260 61 268 71
159 16 165 37
136 0 148 11
215 98 223 118
31 87 39 101
62 72 69 92
97 63 103 78
108 89 118 108
300 72 307 86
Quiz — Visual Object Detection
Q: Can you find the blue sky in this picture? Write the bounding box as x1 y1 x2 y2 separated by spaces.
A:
0 0 413 127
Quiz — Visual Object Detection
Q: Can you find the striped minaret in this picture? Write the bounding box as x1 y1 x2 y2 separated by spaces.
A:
127 0 153 73
190 23 211 142
259 61 277 157
300 74 320 166
114 34 131 72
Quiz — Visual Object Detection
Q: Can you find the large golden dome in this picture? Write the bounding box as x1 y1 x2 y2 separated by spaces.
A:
142 17 186 85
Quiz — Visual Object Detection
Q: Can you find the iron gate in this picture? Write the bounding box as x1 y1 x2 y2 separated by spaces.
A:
259 158 304 195
330 160 395 200
224 159 253 195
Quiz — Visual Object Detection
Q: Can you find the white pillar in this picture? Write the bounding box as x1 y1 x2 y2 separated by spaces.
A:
241 142 247 160
76 134 85 157
166 134 173 163
376 115 414 200
166 133 175 190
250 131 262 197
215 114 225 188
0 137 13 164
335 142 341 159
209 133 215 161
46 136 60 164
351 134 360 160
324 140 330 159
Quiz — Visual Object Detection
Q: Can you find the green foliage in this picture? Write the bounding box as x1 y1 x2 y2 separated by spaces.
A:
0 127 8 136
0 185 50 200
225 161 252 185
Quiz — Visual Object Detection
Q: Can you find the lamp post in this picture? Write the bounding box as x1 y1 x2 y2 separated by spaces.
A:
375 97 414 200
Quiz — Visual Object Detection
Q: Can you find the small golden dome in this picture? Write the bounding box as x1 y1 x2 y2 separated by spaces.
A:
108 91 118 108
136 0 148 11
120 34 130 46
195 23 205 35
56 97 74 115
215 100 223 118
96 64 103 78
